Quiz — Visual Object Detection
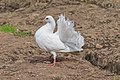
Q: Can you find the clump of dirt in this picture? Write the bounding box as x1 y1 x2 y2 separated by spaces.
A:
1 0 120 13
79 0 120 9
0 33 114 80
0 0 52 12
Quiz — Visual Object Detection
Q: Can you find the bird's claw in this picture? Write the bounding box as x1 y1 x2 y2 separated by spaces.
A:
48 63 55 66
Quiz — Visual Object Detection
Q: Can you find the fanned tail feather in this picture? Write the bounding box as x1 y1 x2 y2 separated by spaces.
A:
56 14 84 52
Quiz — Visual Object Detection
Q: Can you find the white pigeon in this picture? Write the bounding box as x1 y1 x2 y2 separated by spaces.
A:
35 14 84 66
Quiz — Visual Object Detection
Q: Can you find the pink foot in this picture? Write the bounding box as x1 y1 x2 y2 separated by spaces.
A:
48 59 56 66
48 63 55 66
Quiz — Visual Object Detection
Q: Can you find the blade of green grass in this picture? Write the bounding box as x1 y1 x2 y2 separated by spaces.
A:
0 24 16 33
14 31 31 37
0 24 31 37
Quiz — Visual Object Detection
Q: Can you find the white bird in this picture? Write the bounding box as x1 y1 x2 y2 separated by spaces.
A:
35 14 84 66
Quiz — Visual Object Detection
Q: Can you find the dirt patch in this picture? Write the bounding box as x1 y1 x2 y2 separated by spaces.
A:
0 0 120 80
0 33 114 80
1 0 120 13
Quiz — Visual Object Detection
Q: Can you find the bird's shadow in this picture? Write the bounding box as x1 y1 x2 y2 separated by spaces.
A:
25 55 78 64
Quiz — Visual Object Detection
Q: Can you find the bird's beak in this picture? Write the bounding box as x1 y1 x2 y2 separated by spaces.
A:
41 17 45 21
43 18 46 21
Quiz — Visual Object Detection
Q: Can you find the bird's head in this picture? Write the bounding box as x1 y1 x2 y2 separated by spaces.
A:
44 16 55 23
44 15 56 28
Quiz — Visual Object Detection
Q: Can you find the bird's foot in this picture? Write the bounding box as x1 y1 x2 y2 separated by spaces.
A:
48 60 56 66
48 63 55 66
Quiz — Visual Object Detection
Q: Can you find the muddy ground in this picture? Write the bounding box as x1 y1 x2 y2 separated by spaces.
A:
0 0 120 80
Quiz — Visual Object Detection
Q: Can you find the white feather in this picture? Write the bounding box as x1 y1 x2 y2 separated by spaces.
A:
35 15 84 65
56 14 84 52
35 17 67 52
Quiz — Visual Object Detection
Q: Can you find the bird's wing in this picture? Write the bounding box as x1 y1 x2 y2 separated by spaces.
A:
36 32 66 52
56 14 84 52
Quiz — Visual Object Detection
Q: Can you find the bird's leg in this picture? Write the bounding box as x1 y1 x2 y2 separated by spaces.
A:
48 51 57 66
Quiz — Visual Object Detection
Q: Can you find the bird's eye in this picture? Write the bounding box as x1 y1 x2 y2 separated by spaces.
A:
46 18 48 20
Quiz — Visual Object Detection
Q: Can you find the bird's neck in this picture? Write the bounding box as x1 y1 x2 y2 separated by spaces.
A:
35 22 55 38
45 21 55 33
